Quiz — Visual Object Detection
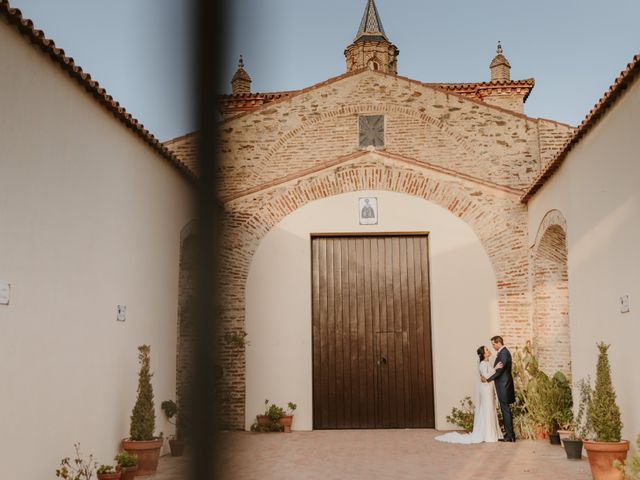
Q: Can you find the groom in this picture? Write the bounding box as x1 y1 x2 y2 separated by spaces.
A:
481 335 516 442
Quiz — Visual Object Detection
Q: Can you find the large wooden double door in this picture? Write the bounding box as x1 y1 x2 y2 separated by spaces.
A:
311 234 434 429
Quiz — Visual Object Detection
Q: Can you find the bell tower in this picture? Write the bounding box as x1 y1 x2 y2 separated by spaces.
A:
344 0 399 74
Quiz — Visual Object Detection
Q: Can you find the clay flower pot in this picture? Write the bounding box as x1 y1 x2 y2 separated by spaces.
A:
256 415 271 428
557 429 574 445
117 466 137 480
534 424 549 440
278 415 294 433
97 472 121 480
584 440 630 480
121 438 164 476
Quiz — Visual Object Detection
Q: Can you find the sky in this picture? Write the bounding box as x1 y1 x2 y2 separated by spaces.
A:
9 0 640 141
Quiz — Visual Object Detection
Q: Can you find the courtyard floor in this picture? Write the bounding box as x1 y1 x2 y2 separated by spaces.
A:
152 430 591 479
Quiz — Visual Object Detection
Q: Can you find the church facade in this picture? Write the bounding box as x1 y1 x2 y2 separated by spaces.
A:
168 0 578 431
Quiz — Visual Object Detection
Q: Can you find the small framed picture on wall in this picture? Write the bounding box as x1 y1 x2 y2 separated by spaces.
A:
359 197 378 225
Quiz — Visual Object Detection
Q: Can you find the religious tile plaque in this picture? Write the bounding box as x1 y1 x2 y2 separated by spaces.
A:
359 115 385 149
359 197 378 225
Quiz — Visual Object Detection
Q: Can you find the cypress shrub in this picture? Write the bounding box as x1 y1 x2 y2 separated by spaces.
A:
130 344 156 441
587 342 623 442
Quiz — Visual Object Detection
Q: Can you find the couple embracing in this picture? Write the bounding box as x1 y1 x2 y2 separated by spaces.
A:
436 336 516 444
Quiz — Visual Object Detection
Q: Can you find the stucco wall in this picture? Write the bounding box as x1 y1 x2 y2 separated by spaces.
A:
245 191 499 430
527 77 640 440
0 18 192 479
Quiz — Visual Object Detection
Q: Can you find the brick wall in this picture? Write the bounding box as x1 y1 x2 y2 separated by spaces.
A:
169 69 575 429
531 211 571 376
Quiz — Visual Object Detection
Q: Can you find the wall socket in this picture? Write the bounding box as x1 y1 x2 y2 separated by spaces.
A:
620 295 630 314
117 305 127 322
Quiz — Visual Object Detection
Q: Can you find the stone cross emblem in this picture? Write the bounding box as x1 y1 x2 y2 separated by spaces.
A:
359 115 385 149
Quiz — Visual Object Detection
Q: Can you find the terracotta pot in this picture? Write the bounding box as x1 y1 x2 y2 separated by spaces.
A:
534 425 549 440
584 440 629 480
97 472 121 480
169 438 185 456
121 438 164 476
278 415 294 433
256 415 270 428
558 429 574 445
117 466 137 480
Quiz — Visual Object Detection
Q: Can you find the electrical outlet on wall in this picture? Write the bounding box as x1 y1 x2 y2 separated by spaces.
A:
0 281 9 305
117 305 127 322
620 295 630 314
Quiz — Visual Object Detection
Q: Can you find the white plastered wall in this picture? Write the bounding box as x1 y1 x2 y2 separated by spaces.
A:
245 190 499 431
0 19 191 479
527 76 640 441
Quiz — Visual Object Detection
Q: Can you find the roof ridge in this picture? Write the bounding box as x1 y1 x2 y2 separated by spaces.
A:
0 0 195 184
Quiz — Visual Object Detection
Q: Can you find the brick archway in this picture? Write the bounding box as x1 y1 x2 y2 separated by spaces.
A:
217 152 529 429
531 210 570 375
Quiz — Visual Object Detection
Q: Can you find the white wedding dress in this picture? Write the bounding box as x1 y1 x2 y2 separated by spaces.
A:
435 360 503 444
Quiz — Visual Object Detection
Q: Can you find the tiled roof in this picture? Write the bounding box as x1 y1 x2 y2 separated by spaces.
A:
219 91 298 117
0 0 195 184
434 78 535 102
521 53 640 203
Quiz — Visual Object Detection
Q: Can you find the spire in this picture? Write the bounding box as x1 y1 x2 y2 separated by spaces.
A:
490 41 511 82
356 0 387 40
345 0 398 74
231 55 252 95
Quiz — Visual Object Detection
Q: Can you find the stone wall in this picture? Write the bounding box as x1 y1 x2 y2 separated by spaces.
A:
170 69 575 429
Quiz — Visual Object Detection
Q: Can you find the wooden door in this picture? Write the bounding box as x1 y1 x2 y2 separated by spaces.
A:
312 235 434 429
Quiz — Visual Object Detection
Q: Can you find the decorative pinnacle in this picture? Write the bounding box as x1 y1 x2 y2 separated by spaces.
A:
497 41 503 55
238 55 244 68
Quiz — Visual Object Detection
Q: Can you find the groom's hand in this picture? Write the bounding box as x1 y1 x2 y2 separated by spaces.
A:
496 362 504 369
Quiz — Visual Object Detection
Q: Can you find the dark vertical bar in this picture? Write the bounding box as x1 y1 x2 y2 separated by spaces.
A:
319 238 329 428
384 237 397 427
190 0 226 477
420 236 435 427
348 238 359 428
378 239 389 428
363 238 375 428
413 237 427 426
392 237 405 427
326 239 336 428
312 239 321 428
341 238 352 428
405 237 418 427
334 239 345 429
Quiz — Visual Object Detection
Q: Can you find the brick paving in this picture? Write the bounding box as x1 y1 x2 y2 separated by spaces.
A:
152 430 591 479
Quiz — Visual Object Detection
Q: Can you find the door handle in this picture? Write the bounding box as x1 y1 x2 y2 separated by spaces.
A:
381 357 387 365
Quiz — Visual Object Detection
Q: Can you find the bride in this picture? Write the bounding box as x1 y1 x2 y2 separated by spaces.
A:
435 346 504 443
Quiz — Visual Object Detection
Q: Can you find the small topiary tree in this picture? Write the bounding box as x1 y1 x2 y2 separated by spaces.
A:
130 344 156 441
587 342 623 442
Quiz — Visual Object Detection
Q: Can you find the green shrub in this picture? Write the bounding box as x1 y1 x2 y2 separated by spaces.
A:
588 342 623 442
96 465 115 475
114 450 138 469
446 396 475 431
130 345 156 441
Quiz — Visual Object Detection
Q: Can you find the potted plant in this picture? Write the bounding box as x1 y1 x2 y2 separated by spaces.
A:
161 399 185 456
278 402 297 433
564 377 592 460
446 396 475 432
251 399 284 432
583 342 629 479
96 465 121 480
548 372 573 445
55 444 97 480
114 451 138 480
122 345 164 476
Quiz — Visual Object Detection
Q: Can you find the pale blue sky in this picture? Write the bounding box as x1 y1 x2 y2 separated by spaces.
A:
9 0 640 140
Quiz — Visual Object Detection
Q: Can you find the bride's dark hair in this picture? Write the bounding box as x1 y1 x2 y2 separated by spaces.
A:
476 345 486 363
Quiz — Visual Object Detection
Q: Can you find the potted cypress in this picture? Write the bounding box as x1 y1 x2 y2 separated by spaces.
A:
161 400 185 456
583 343 629 479
122 345 164 476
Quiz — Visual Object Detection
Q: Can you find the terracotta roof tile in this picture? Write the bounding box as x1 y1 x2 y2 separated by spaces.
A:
0 0 195 184
521 53 640 203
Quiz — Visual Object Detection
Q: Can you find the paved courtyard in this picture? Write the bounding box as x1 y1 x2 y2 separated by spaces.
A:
152 430 591 479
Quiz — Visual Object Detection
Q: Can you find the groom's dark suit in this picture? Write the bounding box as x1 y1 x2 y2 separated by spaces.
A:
487 346 516 441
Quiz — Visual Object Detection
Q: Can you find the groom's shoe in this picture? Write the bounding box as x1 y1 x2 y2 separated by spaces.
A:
498 438 507 442
507 437 516 442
